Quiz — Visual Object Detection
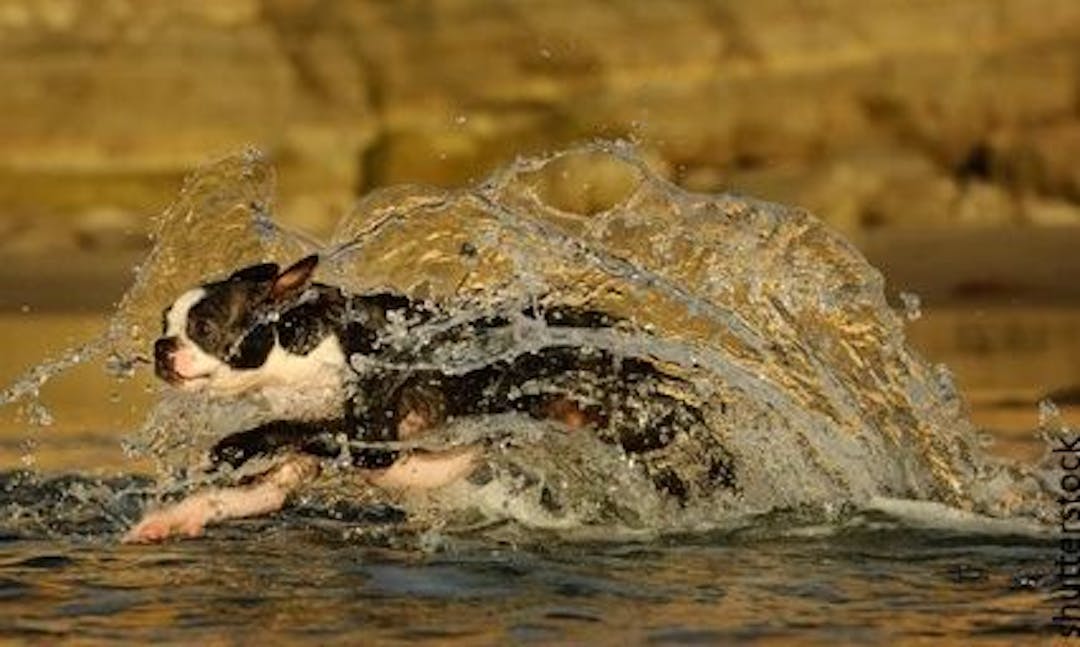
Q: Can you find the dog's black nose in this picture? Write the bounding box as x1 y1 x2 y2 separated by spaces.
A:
153 337 179 382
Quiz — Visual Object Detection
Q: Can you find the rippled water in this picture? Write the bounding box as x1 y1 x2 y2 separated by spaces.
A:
0 472 1058 644
0 143 1066 642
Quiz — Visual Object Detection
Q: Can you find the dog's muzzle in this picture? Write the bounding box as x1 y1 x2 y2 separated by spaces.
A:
153 336 181 384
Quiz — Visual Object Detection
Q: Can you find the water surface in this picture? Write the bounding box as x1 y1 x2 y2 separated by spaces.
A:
0 497 1056 644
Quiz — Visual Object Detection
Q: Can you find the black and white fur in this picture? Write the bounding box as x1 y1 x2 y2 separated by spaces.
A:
125 256 734 542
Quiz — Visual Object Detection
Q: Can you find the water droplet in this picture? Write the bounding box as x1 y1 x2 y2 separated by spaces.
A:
1038 398 1063 431
26 401 53 427
19 438 36 467
933 363 959 404
120 439 141 459
105 353 138 378
899 292 921 321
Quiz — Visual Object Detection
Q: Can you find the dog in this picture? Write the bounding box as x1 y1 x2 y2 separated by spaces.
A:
123 255 735 542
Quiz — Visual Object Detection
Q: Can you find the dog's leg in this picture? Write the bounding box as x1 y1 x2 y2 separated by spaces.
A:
393 377 448 439
360 377 478 490
209 419 345 469
366 446 478 490
122 455 319 543
539 395 604 430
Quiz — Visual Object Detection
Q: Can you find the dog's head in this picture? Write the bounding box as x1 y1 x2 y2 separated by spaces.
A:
153 254 337 395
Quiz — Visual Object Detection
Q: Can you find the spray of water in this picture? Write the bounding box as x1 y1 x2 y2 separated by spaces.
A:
0 142 1057 539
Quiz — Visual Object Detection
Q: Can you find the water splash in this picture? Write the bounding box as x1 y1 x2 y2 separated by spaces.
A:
899 291 922 321
0 470 153 539
1038 398 1064 432
0 142 1057 538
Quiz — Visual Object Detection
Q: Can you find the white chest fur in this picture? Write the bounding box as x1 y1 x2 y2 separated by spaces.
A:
253 335 349 420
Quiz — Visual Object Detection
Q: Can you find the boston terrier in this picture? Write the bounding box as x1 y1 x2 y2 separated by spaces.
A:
123 255 734 542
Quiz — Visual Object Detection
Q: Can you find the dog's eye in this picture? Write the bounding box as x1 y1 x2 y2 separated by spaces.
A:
190 318 216 341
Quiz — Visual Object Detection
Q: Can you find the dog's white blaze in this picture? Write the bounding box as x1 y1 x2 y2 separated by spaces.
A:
165 288 206 337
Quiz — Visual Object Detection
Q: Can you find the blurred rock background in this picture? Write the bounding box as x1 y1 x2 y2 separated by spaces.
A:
1 0 1078 466
3 0 1079 248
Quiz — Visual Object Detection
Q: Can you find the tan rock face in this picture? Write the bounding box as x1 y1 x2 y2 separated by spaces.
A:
1 0 1079 252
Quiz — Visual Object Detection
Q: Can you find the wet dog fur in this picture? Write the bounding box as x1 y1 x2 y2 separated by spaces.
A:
124 255 729 542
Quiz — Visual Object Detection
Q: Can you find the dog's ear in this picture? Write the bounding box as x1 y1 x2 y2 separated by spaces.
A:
229 262 280 283
270 254 319 301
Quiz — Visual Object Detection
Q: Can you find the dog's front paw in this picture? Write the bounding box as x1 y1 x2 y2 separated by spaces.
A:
122 503 209 544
